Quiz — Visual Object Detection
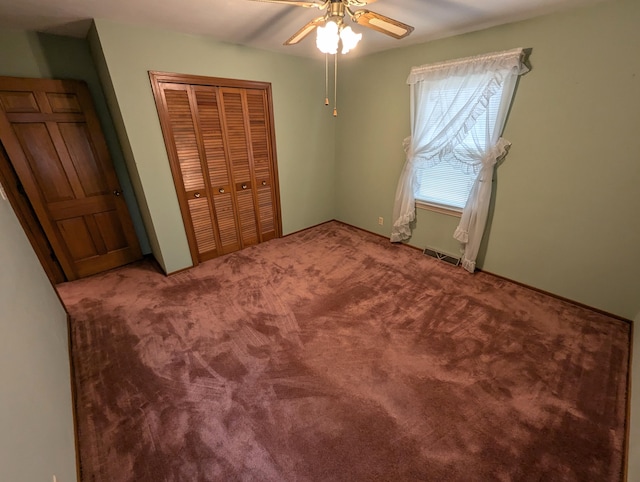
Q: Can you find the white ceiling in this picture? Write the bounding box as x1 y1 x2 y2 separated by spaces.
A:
0 0 601 58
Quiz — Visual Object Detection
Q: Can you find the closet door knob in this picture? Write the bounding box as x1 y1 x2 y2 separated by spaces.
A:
242 184 247 190
194 192 201 198
219 188 225 193
262 181 267 186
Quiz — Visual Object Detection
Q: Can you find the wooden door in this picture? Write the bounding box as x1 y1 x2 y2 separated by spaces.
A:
150 72 281 266
156 82 236 263
245 88 278 242
0 143 66 284
0 77 142 281
219 87 259 248
193 85 242 256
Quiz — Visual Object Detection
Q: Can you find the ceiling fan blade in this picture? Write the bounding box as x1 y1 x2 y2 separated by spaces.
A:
352 10 414 39
284 16 326 45
248 0 327 8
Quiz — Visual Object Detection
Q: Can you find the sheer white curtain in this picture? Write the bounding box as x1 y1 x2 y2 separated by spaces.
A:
391 48 528 272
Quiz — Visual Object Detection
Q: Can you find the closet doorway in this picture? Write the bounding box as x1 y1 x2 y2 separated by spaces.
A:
149 72 282 265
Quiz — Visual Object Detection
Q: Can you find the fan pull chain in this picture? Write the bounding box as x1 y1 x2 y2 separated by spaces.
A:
333 52 338 117
324 53 329 106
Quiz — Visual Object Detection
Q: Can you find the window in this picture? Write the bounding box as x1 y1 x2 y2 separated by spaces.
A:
391 49 528 272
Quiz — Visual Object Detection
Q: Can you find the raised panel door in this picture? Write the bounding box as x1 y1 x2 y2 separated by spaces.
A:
0 77 142 280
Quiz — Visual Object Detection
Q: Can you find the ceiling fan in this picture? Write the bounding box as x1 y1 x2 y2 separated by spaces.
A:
249 0 413 116
249 0 414 49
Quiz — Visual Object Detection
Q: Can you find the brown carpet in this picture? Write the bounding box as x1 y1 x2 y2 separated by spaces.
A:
57 221 630 481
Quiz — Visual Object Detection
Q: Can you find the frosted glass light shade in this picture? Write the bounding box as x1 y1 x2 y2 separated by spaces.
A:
316 21 339 54
340 26 361 54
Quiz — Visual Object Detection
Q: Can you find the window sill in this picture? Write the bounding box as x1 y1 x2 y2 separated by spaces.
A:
416 200 462 218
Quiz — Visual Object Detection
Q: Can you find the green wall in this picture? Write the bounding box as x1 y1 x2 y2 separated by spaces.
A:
336 0 640 320
89 20 336 274
0 29 151 254
0 182 77 481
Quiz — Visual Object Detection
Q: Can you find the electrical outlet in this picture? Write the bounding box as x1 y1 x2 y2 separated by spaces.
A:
378 217 383 226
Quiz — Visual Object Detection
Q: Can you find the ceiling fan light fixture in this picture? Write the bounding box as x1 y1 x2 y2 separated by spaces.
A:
339 25 362 54
248 0 414 116
316 20 339 54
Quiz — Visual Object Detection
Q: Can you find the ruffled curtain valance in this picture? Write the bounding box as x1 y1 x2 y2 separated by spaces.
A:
406 48 529 84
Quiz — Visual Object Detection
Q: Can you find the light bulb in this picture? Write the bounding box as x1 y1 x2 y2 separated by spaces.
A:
340 26 362 54
316 21 339 55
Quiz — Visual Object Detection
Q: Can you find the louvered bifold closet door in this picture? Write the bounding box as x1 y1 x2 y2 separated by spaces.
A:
161 83 224 262
219 88 259 247
193 86 241 254
246 89 277 241
150 71 282 267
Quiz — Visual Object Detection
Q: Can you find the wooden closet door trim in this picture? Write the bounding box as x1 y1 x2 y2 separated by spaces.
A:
149 71 272 92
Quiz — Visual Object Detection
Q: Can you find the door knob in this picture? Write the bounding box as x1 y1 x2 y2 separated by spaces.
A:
242 184 247 190
262 181 267 186
219 188 225 193
113 190 121 196
194 192 201 198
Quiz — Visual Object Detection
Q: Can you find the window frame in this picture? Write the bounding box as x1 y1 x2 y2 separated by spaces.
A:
415 199 462 217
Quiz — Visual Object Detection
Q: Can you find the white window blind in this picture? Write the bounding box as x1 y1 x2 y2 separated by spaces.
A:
415 162 476 210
